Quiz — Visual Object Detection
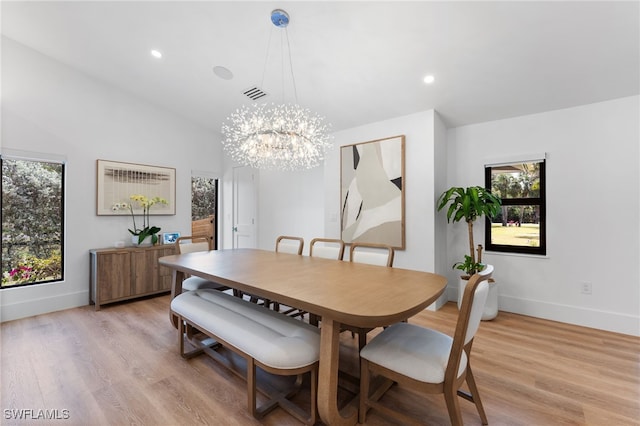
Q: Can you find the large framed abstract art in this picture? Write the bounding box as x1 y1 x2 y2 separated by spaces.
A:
340 135 405 249
96 159 176 216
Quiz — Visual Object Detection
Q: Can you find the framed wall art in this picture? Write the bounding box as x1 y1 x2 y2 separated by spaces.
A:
96 159 176 216
340 135 405 249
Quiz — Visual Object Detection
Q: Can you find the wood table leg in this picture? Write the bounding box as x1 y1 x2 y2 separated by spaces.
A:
318 318 358 426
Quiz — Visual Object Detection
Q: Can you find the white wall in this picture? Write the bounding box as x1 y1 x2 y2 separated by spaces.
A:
256 167 325 253
446 96 639 335
0 38 223 321
433 110 449 288
218 164 326 252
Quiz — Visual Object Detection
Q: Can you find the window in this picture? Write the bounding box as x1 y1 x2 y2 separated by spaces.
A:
191 176 218 250
1 155 65 288
485 159 546 255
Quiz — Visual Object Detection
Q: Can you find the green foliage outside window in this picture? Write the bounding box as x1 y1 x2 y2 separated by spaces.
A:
191 176 216 221
2 157 64 287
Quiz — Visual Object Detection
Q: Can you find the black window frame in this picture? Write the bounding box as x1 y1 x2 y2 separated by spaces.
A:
484 159 546 256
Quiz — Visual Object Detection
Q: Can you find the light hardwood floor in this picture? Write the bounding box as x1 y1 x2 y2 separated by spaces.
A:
1 295 638 425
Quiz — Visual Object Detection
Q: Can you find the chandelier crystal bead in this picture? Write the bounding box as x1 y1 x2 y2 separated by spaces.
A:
221 103 331 171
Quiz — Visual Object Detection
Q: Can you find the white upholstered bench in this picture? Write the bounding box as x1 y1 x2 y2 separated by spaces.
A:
170 289 320 424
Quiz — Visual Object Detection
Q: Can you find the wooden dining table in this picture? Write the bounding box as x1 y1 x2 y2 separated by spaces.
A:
159 248 447 425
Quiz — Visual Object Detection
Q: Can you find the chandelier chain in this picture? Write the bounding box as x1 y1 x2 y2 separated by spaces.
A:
259 23 274 94
284 27 298 104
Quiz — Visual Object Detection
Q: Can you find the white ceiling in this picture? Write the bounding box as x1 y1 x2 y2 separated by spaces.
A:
2 1 638 133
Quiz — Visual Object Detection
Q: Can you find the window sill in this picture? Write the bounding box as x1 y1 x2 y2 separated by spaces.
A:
484 250 549 260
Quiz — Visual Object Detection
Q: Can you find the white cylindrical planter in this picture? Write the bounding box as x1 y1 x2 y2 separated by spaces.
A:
457 276 498 321
457 277 467 310
482 279 498 321
131 235 152 246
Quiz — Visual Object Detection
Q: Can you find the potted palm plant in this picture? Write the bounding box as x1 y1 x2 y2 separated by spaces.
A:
437 186 501 319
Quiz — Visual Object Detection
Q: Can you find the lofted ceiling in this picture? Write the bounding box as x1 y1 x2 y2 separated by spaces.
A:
2 1 638 134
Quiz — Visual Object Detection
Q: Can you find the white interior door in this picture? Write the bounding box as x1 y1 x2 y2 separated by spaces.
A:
232 166 257 248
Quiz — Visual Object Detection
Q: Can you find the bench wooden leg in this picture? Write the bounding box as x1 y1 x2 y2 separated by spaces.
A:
179 317 203 359
177 316 219 359
174 313 317 424
247 358 258 418
252 371 317 425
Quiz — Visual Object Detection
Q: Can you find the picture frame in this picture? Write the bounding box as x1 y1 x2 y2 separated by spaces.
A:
162 232 181 245
340 135 405 249
96 159 176 216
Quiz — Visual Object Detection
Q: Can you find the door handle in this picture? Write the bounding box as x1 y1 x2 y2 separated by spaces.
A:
233 226 238 232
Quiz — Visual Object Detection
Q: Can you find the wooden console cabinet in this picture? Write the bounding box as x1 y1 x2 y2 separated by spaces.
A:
90 245 175 310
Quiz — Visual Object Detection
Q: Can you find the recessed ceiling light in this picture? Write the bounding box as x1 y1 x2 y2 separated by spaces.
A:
213 66 234 80
150 49 163 59
423 74 435 84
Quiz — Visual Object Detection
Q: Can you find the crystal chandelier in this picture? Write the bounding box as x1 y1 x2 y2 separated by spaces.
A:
221 9 332 171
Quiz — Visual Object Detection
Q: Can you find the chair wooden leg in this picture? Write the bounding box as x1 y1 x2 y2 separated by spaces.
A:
309 313 320 327
359 358 371 424
178 316 185 355
310 367 318 425
358 329 367 351
464 365 488 424
444 383 463 426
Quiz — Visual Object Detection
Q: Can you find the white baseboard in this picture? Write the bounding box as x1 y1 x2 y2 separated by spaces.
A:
498 295 639 336
1 290 89 322
446 286 639 336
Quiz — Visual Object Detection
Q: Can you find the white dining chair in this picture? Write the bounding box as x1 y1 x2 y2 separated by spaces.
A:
251 235 305 310
349 242 394 267
359 265 494 426
346 242 395 349
174 236 229 293
304 238 346 325
309 237 345 260
275 235 304 255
